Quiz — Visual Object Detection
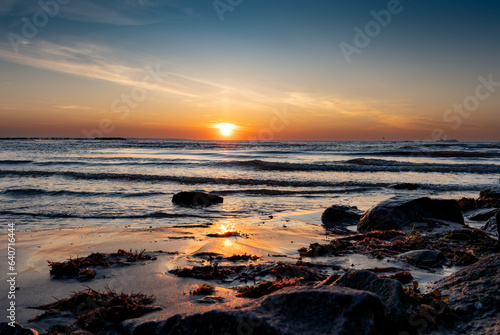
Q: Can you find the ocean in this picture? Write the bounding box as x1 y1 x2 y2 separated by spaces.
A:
1 140 499 230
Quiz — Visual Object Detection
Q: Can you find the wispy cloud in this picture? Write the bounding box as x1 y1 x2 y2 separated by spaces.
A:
0 0 195 25
52 105 92 110
0 40 198 98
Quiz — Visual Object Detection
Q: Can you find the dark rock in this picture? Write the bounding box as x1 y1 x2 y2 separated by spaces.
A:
479 189 500 199
429 254 500 334
321 205 362 234
0 322 39 335
456 197 477 210
391 183 420 190
332 270 410 333
172 191 223 207
466 208 498 221
481 212 498 237
125 286 386 335
398 249 446 268
358 196 464 232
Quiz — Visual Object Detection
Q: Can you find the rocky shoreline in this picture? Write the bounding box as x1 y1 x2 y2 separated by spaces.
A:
2 190 499 335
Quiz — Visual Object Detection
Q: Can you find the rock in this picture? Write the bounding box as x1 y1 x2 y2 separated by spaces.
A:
429 254 500 334
481 212 499 238
398 249 446 268
466 208 498 221
480 189 500 199
391 183 420 190
0 322 39 335
358 196 464 232
332 270 410 332
125 286 386 335
172 191 223 207
321 205 362 234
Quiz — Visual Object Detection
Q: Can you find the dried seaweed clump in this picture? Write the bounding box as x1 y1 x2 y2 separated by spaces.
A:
271 262 326 282
236 278 301 298
48 249 156 279
29 287 161 333
191 283 215 295
226 253 260 261
403 281 457 332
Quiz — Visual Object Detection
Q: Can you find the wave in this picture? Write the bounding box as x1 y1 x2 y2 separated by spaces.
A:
0 210 211 220
1 188 166 198
366 151 500 158
221 159 500 174
0 169 390 188
0 160 33 165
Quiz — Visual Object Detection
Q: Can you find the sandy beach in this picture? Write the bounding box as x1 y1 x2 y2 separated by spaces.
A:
5 203 496 334
2 211 338 332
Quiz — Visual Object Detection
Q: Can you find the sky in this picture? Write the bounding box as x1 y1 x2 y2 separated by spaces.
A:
0 0 499 141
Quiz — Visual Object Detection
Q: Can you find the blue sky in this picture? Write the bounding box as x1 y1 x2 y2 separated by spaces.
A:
1 0 499 140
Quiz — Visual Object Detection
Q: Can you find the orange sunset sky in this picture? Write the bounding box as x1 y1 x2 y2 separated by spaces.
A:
1 1 499 141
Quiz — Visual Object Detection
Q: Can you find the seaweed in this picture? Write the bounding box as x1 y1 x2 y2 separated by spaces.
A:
226 253 260 261
169 263 246 281
403 282 457 331
192 252 259 262
191 283 215 295
385 271 414 284
48 249 157 279
29 287 161 333
236 278 301 298
271 262 326 282
206 231 241 238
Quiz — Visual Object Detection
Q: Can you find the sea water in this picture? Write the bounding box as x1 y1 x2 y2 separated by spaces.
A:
0 139 499 230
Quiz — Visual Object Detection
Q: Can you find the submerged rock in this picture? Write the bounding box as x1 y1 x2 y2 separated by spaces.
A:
332 270 410 333
358 196 464 232
124 286 386 335
172 191 223 207
321 205 362 234
398 249 446 268
429 253 500 334
390 183 420 190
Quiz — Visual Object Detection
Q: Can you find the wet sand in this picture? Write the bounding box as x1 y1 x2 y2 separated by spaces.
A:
0 210 461 333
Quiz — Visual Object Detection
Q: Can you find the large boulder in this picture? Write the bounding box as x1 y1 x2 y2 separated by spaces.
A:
172 191 223 207
124 286 386 335
358 196 464 232
321 205 362 234
332 270 410 333
428 254 500 334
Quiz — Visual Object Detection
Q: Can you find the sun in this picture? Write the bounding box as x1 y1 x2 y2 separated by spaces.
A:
216 123 236 137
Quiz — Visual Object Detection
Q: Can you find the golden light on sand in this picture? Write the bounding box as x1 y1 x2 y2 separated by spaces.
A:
215 123 236 137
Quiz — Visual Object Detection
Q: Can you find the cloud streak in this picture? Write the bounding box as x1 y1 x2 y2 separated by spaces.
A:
1 0 195 25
